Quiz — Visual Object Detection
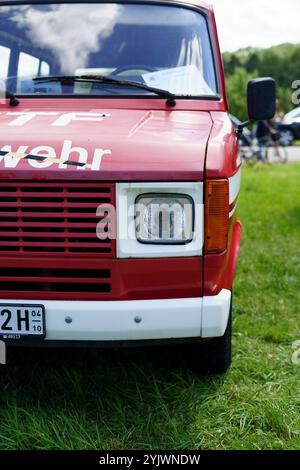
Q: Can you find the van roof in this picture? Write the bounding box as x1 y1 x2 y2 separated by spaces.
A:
0 0 213 9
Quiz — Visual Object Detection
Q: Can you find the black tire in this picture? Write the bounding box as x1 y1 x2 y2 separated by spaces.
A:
183 303 232 375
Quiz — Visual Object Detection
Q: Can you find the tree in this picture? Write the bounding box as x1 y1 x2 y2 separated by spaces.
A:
223 43 300 119
225 67 256 121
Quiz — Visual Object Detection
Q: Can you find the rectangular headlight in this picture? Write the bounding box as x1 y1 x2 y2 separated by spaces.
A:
135 194 194 244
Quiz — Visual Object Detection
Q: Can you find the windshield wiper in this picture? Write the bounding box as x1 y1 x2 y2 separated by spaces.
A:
5 91 19 107
33 75 176 107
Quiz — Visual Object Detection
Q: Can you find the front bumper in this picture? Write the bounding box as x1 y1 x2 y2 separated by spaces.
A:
2 290 231 343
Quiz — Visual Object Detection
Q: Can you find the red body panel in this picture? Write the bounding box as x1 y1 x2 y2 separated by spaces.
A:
206 112 240 179
0 256 202 301
0 101 214 181
204 219 242 296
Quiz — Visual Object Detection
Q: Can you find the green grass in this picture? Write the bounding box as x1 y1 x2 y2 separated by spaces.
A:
1 164 300 450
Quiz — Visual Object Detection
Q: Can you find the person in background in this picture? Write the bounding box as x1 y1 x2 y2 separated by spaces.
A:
254 99 283 161
273 98 284 124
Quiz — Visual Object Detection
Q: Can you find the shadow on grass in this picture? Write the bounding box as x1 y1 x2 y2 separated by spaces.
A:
0 346 225 449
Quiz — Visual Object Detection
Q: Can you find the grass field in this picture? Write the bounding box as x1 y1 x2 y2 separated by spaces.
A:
1 163 300 450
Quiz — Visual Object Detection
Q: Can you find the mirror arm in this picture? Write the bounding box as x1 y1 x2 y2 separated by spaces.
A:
236 120 252 137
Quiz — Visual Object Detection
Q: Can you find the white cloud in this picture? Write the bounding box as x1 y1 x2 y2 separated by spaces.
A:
8 4 120 73
210 0 300 51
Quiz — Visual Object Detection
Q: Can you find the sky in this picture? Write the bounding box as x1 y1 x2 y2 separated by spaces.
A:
210 0 300 52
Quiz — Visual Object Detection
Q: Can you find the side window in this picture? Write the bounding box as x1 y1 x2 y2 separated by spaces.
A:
17 53 50 91
0 45 11 80
18 52 40 79
40 61 50 76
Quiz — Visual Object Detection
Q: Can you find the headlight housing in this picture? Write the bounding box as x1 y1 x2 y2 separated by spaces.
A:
116 182 203 259
135 194 194 244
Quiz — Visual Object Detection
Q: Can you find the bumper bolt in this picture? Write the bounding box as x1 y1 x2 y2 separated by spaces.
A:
65 316 72 324
134 316 142 324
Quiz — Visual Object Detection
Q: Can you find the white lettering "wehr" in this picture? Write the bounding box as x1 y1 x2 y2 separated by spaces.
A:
0 140 111 170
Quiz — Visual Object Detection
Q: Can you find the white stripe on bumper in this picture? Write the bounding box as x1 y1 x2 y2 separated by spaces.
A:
1 290 231 342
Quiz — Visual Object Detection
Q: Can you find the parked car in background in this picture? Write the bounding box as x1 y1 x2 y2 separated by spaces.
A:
279 107 300 145
283 107 300 124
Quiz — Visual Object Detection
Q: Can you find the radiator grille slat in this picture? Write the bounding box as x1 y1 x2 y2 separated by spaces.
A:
0 181 115 257
0 267 114 299
0 181 115 299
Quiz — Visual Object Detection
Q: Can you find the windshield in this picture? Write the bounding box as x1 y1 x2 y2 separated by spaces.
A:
0 2 218 98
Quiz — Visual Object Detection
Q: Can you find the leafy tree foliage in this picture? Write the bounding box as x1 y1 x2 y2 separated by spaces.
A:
223 43 300 120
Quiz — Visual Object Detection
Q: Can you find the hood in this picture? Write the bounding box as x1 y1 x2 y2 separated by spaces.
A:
0 100 212 181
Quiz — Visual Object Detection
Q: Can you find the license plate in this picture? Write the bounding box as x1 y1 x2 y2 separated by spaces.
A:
0 304 45 340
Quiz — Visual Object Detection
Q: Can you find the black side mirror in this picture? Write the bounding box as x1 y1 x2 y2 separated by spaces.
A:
236 77 276 135
247 77 276 122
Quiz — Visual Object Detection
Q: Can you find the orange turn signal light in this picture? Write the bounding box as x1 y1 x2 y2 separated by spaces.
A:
204 179 229 254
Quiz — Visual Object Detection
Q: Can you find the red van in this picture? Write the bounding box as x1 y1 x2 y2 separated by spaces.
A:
0 0 275 373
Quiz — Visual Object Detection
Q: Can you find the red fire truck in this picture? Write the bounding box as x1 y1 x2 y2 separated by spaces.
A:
0 0 275 373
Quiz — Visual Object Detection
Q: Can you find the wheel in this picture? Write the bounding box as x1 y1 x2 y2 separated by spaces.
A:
280 129 294 147
280 146 288 164
183 303 232 375
268 145 288 163
239 146 255 163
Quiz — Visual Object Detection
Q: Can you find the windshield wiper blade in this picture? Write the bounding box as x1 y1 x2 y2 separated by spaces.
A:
33 75 176 107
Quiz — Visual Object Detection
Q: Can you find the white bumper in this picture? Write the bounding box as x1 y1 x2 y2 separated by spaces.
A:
3 289 231 342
